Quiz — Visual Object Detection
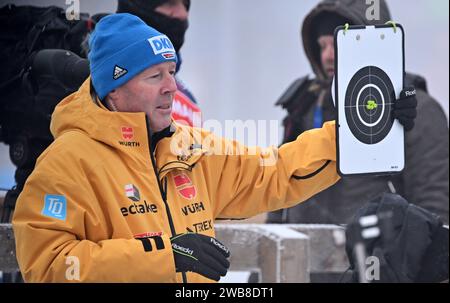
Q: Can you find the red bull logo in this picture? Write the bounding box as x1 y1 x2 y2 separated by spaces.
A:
173 173 197 200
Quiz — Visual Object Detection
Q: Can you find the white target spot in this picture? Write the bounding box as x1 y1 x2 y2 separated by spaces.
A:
356 84 385 127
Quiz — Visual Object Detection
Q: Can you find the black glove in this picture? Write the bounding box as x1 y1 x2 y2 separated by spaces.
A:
170 232 230 281
393 87 418 131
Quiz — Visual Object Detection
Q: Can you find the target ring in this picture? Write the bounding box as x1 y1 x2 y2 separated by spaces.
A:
345 66 395 145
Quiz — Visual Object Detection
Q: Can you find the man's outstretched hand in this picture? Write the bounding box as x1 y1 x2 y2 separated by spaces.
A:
393 87 418 131
171 232 230 281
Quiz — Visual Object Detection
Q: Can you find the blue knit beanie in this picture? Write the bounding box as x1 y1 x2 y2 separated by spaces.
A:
88 13 178 100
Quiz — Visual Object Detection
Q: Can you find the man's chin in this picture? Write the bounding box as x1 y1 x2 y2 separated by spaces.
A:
151 117 172 133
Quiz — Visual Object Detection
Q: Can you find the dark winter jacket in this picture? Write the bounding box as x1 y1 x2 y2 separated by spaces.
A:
345 193 448 283
267 0 449 225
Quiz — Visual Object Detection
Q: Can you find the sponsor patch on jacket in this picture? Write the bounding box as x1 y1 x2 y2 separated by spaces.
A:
125 184 140 202
192 219 213 233
134 231 163 238
42 194 67 221
173 173 197 200
121 127 134 141
119 127 140 147
181 201 205 216
121 200 158 217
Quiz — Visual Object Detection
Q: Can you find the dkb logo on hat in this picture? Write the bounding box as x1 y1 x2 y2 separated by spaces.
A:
88 13 178 100
148 35 175 55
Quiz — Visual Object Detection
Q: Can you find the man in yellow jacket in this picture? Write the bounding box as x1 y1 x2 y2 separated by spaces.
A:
12 13 342 283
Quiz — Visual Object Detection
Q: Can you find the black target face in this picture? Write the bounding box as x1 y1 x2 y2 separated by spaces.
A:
345 66 395 145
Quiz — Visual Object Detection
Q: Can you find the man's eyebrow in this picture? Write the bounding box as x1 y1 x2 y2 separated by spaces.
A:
142 64 176 76
142 69 159 76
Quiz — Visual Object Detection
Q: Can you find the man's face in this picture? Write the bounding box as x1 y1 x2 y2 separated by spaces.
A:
318 35 335 79
154 0 189 21
109 61 177 132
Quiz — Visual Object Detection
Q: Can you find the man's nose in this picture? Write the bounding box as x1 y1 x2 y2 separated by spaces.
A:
171 2 189 20
325 45 335 63
161 74 178 95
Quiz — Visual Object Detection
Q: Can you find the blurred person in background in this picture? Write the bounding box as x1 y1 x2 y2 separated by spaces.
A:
267 0 449 225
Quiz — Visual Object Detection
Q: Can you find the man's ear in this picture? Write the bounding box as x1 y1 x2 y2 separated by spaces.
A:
105 89 120 112
108 89 119 101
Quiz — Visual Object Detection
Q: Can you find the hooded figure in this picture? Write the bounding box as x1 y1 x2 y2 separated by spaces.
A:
267 0 449 225
117 0 190 59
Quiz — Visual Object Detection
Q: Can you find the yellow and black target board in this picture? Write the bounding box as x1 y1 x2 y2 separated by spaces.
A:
334 23 405 176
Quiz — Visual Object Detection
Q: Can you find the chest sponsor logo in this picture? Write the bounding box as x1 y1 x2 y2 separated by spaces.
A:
121 184 158 216
181 201 205 216
192 220 213 233
125 184 140 202
173 173 197 200
134 231 163 238
42 194 67 221
119 127 140 147
121 200 158 217
121 127 133 141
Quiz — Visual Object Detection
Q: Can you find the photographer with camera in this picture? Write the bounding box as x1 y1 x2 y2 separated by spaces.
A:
0 4 93 223
0 0 199 223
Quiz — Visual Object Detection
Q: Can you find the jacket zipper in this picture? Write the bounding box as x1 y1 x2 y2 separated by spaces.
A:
146 118 187 283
